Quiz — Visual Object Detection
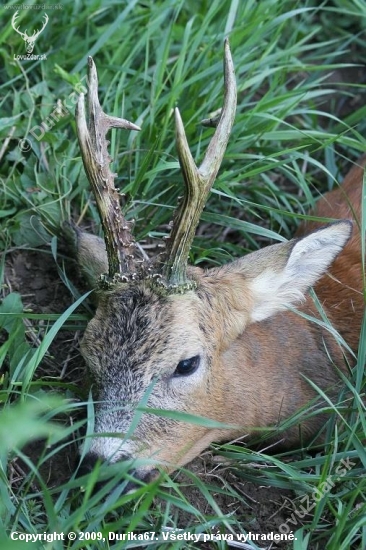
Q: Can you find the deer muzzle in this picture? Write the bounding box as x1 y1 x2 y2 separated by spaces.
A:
76 451 159 495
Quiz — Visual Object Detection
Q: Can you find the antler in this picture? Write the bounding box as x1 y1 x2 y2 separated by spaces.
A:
33 13 49 39
76 57 141 279
161 39 237 288
11 11 27 39
76 41 235 289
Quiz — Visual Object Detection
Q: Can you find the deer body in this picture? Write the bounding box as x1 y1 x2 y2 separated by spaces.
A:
73 44 364 486
231 157 365 445
297 157 365 357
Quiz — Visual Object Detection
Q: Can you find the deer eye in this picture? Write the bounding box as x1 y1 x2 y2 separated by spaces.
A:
174 355 200 377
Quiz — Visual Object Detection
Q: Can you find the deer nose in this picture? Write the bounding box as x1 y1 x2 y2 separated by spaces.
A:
76 452 140 495
76 453 109 494
77 452 101 477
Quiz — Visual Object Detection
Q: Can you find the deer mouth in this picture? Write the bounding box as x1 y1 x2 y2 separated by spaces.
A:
122 466 159 487
76 452 159 495
100 467 159 495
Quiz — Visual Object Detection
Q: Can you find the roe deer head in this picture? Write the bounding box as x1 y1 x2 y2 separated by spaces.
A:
71 41 364 488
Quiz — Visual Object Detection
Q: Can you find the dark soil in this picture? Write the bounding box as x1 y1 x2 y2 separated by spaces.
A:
4 249 85 488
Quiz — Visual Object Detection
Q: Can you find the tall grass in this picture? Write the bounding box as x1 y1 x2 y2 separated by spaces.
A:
0 0 365 548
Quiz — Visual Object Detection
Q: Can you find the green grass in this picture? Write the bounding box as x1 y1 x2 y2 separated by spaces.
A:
0 0 366 548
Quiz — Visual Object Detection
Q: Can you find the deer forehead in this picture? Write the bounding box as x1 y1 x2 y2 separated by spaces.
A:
80 283 209 379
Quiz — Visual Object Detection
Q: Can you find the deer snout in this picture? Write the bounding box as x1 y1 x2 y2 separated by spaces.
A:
76 452 108 495
77 452 101 476
76 452 158 495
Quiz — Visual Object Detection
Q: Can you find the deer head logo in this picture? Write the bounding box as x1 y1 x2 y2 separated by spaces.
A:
11 11 49 54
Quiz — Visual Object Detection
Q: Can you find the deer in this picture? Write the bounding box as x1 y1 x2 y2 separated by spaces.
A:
71 41 364 490
11 11 48 54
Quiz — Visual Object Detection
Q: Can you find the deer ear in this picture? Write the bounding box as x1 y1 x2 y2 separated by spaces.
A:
248 221 352 322
63 222 108 287
203 221 352 345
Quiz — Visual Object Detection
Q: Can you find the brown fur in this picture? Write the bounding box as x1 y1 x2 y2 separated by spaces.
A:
297 155 366 355
77 157 365 480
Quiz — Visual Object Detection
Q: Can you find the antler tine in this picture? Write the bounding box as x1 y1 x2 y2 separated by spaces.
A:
36 13 49 36
12 11 26 38
76 57 141 280
162 39 236 288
